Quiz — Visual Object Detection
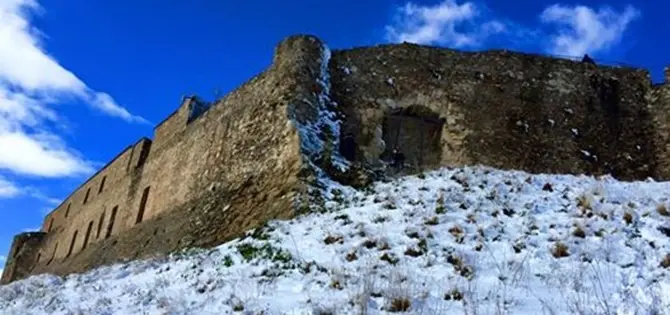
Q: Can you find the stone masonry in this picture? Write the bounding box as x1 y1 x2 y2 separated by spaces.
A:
2 35 670 285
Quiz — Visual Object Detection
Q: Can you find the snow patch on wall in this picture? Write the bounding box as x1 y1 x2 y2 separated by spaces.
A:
289 42 350 174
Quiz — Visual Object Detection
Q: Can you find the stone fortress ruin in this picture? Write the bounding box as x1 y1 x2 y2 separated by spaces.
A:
3 34 670 284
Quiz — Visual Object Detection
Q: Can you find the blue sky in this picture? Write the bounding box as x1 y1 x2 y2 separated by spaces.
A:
0 0 668 269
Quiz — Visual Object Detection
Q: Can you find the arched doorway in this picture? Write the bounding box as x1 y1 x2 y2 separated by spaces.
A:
381 105 445 171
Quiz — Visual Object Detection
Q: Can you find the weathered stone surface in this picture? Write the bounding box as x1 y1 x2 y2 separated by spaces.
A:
329 43 664 180
1 34 329 284
3 36 670 285
649 68 670 179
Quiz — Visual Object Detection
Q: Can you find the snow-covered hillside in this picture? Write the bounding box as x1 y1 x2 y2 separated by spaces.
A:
1 166 670 315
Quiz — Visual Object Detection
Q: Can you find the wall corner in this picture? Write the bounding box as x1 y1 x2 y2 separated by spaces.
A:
272 34 326 70
1 232 47 285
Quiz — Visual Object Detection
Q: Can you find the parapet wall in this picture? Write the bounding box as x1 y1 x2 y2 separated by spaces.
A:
329 43 665 180
3 35 670 284
1 35 333 284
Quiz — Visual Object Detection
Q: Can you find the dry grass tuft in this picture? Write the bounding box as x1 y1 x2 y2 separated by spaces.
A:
551 241 570 258
324 235 344 245
387 297 411 312
444 288 464 301
330 279 343 290
345 251 358 262
424 216 439 226
447 254 474 279
661 254 670 269
572 226 586 238
577 194 593 212
449 225 464 237
404 246 422 257
623 212 634 225
362 239 377 249
435 193 446 214
448 225 465 244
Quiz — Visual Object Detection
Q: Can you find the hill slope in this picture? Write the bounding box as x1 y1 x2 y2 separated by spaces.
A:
1 166 669 314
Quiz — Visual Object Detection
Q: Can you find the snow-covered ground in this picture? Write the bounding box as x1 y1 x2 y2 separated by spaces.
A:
1 166 670 315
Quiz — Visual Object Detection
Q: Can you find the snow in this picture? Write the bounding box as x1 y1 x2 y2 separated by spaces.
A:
287 41 349 174
2 166 669 315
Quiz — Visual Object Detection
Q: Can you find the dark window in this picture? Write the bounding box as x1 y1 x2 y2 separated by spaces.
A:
105 206 118 239
82 221 94 250
96 211 105 239
66 230 78 258
98 176 107 194
47 217 54 232
83 188 91 204
135 186 150 224
65 203 71 218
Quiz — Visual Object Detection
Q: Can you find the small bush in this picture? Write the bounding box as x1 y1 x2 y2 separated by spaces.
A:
657 203 669 217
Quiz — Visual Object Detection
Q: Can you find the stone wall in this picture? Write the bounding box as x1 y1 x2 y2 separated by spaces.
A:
0 233 45 284
3 35 669 284
649 68 670 179
1 35 333 284
329 43 662 180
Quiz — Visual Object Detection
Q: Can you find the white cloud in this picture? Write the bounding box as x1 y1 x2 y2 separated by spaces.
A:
0 176 20 198
0 130 93 178
385 0 505 47
0 0 146 178
540 4 640 57
0 0 146 122
385 1 640 58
